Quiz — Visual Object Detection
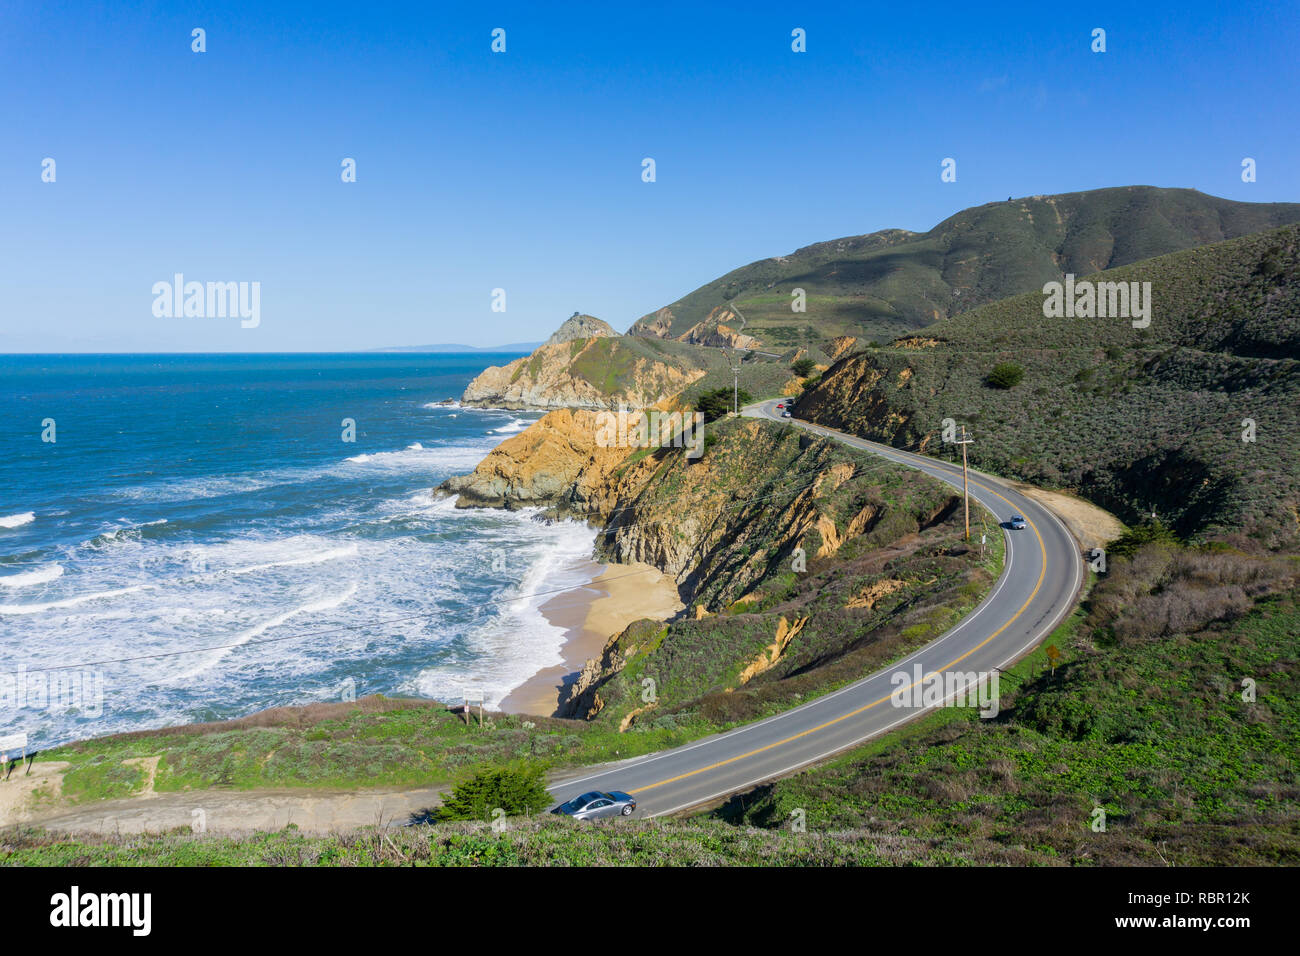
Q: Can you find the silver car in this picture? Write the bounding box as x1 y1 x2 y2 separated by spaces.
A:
551 790 637 820
1009 514 1026 530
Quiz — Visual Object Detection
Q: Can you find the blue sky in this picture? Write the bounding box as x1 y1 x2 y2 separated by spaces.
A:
2 0 1297 351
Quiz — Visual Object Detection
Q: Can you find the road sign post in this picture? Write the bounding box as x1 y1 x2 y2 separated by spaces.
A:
0 732 28 780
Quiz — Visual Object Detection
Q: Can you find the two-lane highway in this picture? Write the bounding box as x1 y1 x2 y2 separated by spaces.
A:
548 400 1083 817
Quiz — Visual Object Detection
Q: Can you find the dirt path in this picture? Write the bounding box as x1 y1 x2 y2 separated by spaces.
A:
14 784 447 836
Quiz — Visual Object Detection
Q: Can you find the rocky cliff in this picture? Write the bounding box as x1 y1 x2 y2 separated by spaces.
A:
544 313 617 346
554 417 986 724
461 334 712 410
438 408 651 514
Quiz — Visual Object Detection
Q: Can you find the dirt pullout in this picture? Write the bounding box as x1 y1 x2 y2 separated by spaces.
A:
20 785 447 836
1006 481 1125 552
0 760 71 826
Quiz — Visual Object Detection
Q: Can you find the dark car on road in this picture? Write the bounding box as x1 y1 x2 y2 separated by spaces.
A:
551 790 637 820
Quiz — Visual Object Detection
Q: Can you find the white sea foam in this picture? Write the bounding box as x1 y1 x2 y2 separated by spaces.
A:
225 543 358 576
405 513 597 709
342 441 497 473
0 583 155 615
0 512 35 529
490 418 531 435
165 582 360 682
0 564 64 588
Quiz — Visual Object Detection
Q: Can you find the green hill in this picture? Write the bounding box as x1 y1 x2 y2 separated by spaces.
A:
629 187 1300 350
795 223 1300 549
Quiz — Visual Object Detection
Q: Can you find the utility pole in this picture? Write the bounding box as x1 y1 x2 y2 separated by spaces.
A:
720 302 748 416
955 426 974 541
723 348 743 415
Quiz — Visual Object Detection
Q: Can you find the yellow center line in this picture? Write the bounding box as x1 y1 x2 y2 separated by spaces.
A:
629 466 1051 797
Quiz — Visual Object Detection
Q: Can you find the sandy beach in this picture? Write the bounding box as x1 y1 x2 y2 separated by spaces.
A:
500 560 683 717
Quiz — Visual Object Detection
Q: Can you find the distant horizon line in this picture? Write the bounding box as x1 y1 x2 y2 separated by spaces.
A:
0 347 540 356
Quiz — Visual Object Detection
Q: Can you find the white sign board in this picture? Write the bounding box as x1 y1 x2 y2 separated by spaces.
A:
0 732 27 755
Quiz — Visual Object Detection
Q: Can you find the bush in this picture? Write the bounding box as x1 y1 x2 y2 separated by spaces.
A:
985 362 1024 389
791 358 817 377
695 387 753 423
436 762 552 822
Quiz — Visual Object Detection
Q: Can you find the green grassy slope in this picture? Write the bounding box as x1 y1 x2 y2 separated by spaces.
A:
628 187 1300 349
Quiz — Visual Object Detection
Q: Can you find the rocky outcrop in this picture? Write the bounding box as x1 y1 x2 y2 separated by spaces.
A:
544 313 616 346
634 305 761 350
439 408 652 514
730 616 808 689
461 336 709 410
827 336 859 361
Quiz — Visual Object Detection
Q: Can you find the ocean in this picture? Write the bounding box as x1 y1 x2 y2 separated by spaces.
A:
0 353 598 749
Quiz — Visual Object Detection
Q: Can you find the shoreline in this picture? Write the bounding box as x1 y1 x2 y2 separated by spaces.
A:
500 559 683 718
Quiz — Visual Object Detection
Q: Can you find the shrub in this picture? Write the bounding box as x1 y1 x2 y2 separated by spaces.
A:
436 762 552 822
985 362 1025 389
791 358 817 377
695 387 753 423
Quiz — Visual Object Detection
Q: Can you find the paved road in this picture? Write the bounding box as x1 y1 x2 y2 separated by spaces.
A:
547 400 1083 817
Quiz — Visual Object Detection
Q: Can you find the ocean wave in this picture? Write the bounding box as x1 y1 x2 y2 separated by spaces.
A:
342 441 496 473
166 582 360 682
226 543 359 576
0 564 64 588
0 512 35 529
489 418 531 435
0 583 155 615
405 515 597 708
109 474 279 504
83 519 169 549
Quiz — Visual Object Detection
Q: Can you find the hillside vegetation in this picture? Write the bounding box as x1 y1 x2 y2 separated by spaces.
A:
629 187 1300 350
716 540 1300 866
796 224 1300 549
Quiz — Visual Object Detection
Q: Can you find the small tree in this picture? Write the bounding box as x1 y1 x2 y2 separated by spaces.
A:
436 762 553 822
986 362 1025 389
696 386 753 423
791 357 817 378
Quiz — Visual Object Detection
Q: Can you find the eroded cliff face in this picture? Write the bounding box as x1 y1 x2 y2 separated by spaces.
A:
554 417 972 722
438 408 655 515
461 336 707 410
632 305 761 350
440 409 978 726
